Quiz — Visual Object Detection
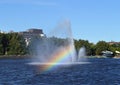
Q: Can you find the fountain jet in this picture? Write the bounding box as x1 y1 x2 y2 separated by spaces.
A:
29 20 87 66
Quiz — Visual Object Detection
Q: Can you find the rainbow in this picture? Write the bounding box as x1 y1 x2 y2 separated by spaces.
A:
39 45 75 72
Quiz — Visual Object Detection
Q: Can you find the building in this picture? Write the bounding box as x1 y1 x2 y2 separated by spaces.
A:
108 41 120 45
19 28 45 46
101 50 114 58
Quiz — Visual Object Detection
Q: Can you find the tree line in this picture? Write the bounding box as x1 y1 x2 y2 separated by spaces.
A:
74 39 120 56
0 33 27 55
0 33 120 57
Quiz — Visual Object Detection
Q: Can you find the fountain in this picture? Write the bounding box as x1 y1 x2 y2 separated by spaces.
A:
28 20 89 72
78 46 87 62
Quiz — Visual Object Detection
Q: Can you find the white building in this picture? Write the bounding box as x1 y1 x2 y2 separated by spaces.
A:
19 28 45 46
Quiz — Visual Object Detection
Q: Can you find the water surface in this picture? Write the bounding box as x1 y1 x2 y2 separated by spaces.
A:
0 58 120 85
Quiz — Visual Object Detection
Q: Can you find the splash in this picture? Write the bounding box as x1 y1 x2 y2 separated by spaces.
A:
28 20 87 72
39 45 75 71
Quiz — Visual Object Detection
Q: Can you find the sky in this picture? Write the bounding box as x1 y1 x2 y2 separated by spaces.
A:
0 0 120 43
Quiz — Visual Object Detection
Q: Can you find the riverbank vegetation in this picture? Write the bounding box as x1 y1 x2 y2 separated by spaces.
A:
75 40 120 57
0 33 120 58
0 33 27 55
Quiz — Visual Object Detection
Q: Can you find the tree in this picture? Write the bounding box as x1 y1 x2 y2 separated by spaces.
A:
109 43 120 55
89 43 96 56
7 33 27 55
0 33 9 55
95 41 109 55
74 39 92 55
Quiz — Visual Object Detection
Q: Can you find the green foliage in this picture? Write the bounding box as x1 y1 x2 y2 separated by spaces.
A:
0 32 120 57
0 33 27 55
7 33 27 55
89 43 96 56
74 39 120 56
109 44 120 55
0 33 9 55
95 41 109 55
74 39 93 55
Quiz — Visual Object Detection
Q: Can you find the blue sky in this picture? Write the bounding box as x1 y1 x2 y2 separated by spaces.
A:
0 0 120 43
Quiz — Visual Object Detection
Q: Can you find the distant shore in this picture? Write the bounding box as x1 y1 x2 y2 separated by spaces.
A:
0 55 120 59
114 55 120 59
0 55 32 59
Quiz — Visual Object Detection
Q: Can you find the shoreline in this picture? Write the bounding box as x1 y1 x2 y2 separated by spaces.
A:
113 55 120 59
0 55 32 59
0 55 120 59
